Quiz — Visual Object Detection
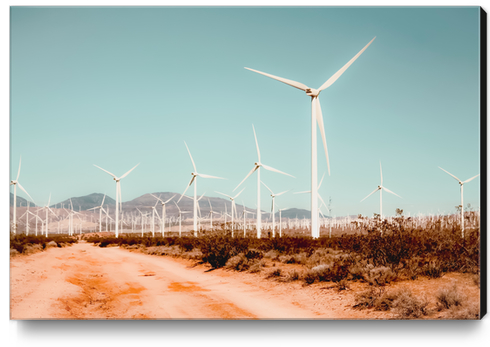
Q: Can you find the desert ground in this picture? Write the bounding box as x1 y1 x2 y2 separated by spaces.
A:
10 238 479 320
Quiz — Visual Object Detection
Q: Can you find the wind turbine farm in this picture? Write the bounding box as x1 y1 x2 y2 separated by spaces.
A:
9 7 482 323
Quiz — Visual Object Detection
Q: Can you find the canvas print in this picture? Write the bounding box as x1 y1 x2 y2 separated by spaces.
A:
10 6 483 320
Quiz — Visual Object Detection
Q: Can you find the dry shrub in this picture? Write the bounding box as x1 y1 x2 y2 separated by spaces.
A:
335 278 350 291
10 249 19 257
282 269 302 282
392 287 430 319
353 287 386 309
248 260 266 273
365 266 397 286
446 303 479 320
266 268 283 279
264 250 280 260
436 283 466 311
225 253 249 271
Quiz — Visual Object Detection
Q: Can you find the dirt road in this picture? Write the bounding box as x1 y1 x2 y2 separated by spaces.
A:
10 242 361 319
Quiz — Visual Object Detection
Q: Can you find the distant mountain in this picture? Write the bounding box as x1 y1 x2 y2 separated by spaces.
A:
51 193 116 211
273 208 312 220
10 193 36 207
121 192 257 218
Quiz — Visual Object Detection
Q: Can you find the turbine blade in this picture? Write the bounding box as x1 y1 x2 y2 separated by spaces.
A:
48 207 58 219
164 194 177 204
315 98 330 175
383 187 402 199
275 190 289 196
318 37 376 91
318 172 326 190
233 165 258 191
261 164 295 178
233 188 245 199
16 156 22 181
184 141 197 172
438 167 461 182
261 180 273 194
293 190 311 194
101 194 106 206
215 191 232 199
360 187 380 202
150 193 163 202
198 173 225 179
244 67 308 91
463 174 480 184
252 124 261 162
94 165 117 179
177 177 195 203
120 163 140 179
17 182 35 204
380 161 383 186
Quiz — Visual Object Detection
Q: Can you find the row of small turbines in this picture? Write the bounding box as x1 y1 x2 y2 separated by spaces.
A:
11 37 479 238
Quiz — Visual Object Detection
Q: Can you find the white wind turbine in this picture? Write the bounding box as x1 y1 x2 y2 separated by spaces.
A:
87 194 108 233
177 142 225 236
94 163 139 238
438 167 480 238
261 181 289 237
361 162 401 222
207 198 221 231
234 125 295 238
10 156 35 233
277 206 290 238
151 194 176 237
39 194 58 237
215 188 245 236
173 201 190 237
245 37 375 238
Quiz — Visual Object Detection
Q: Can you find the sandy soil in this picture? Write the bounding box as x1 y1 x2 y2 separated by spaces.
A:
10 242 480 320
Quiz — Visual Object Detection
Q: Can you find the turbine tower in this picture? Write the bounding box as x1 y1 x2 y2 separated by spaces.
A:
177 141 225 236
438 167 479 238
261 181 289 237
10 156 35 233
360 162 401 222
94 163 139 238
215 188 245 236
234 125 294 238
245 37 375 238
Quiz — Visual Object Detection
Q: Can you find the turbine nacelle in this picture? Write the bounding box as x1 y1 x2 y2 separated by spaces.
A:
305 88 320 97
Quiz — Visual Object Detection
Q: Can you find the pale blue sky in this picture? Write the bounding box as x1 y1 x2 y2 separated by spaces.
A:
10 6 481 217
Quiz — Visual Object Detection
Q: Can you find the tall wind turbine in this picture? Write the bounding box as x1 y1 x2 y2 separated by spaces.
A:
177 142 224 236
361 162 401 222
234 125 294 238
438 167 480 238
10 156 35 233
215 188 245 236
151 193 176 237
261 181 289 237
245 37 375 238
94 163 139 238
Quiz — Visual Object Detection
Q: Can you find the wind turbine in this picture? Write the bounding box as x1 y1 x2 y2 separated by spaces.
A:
215 188 245 236
277 206 290 238
93 163 139 238
151 194 176 237
39 194 58 237
173 201 190 237
10 156 35 233
438 167 480 238
207 198 221 231
177 142 225 236
245 37 375 238
361 162 401 222
261 181 289 237
234 125 294 238
87 194 108 233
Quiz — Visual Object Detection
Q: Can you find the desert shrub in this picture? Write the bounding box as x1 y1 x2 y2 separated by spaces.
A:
353 287 386 309
436 284 466 311
10 249 19 257
225 253 250 271
335 278 350 291
421 260 444 278
266 268 282 279
264 249 280 259
248 260 265 273
445 303 480 320
391 287 430 319
365 266 397 286
46 241 58 248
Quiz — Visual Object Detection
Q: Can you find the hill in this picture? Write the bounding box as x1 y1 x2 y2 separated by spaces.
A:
10 193 36 207
51 193 116 211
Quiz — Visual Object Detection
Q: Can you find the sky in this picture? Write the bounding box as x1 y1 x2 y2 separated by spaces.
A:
9 6 482 218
